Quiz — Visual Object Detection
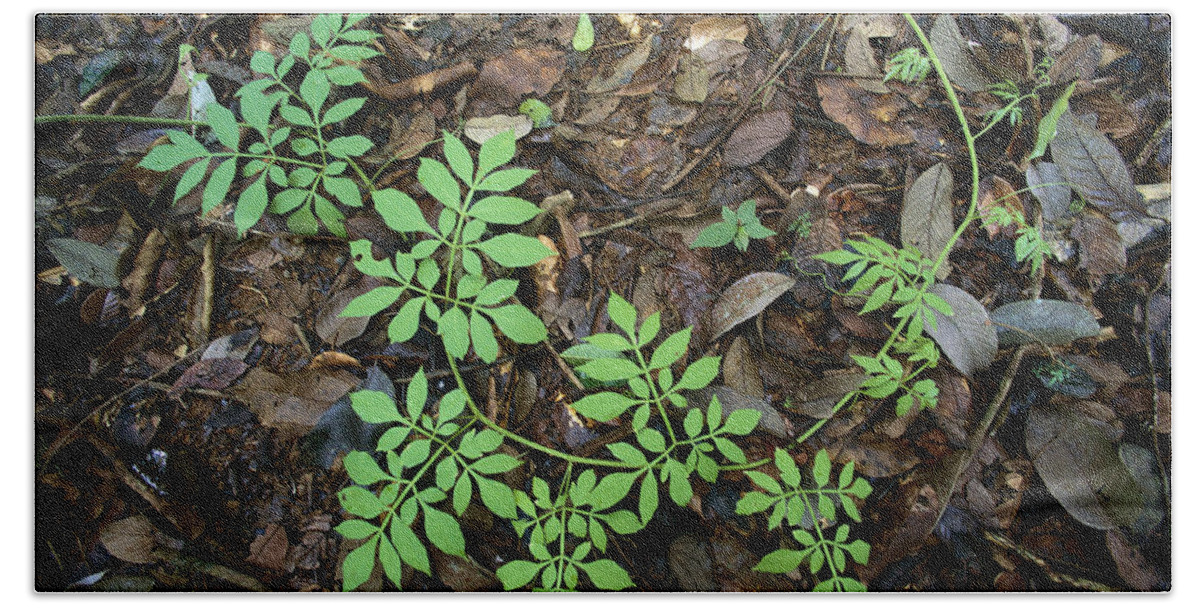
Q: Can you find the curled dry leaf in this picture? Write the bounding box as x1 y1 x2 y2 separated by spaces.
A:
901 163 954 280
710 272 795 342
923 283 997 376
723 109 793 167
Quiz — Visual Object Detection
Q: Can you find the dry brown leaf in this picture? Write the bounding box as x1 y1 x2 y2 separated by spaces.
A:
233 367 359 437
473 48 565 106
316 287 373 347
710 272 795 342
247 523 291 571
1071 211 1128 276
722 336 764 399
685 16 748 51
167 358 249 397
815 77 915 147
978 175 1021 240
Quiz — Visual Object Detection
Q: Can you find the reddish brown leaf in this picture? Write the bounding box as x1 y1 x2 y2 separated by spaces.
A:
815 77 915 147
1071 210 1127 276
247 523 291 571
473 48 565 106
168 358 249 397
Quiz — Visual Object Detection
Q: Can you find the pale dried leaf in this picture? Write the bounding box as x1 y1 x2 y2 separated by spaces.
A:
929 14 990 92
814 77 915 147
900 163 954 280
923 283 997 376
464 114 533 145
100 516 159 564
685 16 748 51
710 272 795 341
724 110 793 167
722 336 764 399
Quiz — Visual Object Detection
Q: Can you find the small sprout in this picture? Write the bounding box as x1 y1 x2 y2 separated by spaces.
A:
691 200 776 252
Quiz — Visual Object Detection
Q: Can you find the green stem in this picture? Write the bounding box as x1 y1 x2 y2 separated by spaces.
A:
35 113 209 127
445 354 633 470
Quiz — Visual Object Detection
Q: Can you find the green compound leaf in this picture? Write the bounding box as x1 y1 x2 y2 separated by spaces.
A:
341 536 378 591
338 485 386 519
486 304 548 344
497 560 543 590
391 520 431 576
477 129 517 177
350 390 401 424
580 559 634 590
418 158 462 210
476 476 518 519
638 473 659 523
422 505 466 557
438 306 470 360
649 327 691 370
812 449 832 488
607 442 647 466
475 279 518 306
606 293 638 337
205 102 240 150
322 97 366 126
755 548 804 574
233 174 269 235
441 132 475 184
344 450 391 485
675 356 720 391
300 68 331 114
406 368 428 420
475 233 555 268
172 159 207 203
327 135 373 159
469 309 500 363
377 536 403 588
573 391 639 422
475 168 538 192
468 195 542 225
340 286 403 318
388 296 425 343
334 519 379 541
323 175 362 208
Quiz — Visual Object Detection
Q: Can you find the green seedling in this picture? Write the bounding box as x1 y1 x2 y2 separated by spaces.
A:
691 200 776 252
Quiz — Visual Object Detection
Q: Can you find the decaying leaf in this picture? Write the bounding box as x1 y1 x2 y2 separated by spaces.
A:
464 114 533 145
722 336 764 399
723 110 793 167
786 370 867 419
978 175 1021 239
46 238 120 288
843 26 888 93
1071 211 1127 276
900 163 954 280
929 14 990 92
587 33 654 93
100 515 160 564
1105 529 1166 590
990 299 1102 346
923 283 997 376
473 48 565 106
1045 34 1102 85
685 16 747 51
710 272 795 341
673 53 709 103
167 358 249 397
1026 162 1073 221
1025 402 1145 530
1051 111 1146 223
234 367 359 438
247 523 291 571
815 77 915 147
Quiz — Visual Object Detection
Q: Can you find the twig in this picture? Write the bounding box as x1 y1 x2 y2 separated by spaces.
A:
749 166 792 203
983 531 1114 591
576 197 690 239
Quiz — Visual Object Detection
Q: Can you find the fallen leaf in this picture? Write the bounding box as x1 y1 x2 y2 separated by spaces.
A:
978 175 1021 239
167 358 249 397
247 523 291 571
689 386 791 439
1105 529 1166 590
464 114 533 145
923 283 997 376
47 238 120 288
668 535 718 591
929 14 990 92
316 288 373 347
838 432 920 478
710 272 795 341
1025 162 1073 222
722 336 764 399
234 367 359 438
587 33 653 93
1045 34 1102 85
100 515 160 564
1025 401 1145 530
990 299 1102 346
673 53 709 103
1071 211 1127 276
1051 111 1146 223
901 163 954 279
723 109 793 167
473 48 565 106
685 16 747 51
815 77 915 147
787 370 867 419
